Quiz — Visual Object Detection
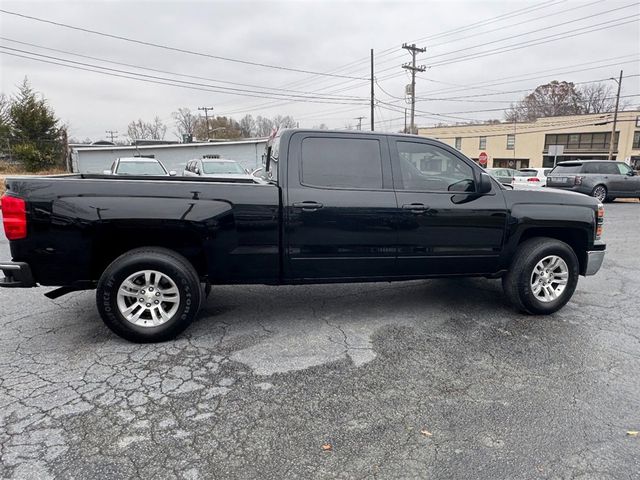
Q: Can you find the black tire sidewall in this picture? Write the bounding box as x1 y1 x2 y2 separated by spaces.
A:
517 241 579 315
97 252 199 342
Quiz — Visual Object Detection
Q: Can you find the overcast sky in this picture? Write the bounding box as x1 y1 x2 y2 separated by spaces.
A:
1 0 639 141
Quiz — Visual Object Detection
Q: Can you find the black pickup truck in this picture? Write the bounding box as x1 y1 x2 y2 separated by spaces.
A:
1 129 606 342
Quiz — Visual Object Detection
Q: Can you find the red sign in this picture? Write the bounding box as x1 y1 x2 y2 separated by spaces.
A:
478 152 488 166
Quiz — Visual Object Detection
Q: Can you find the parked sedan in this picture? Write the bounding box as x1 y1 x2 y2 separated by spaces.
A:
546 160 640 202
183 158 255 181
519 167 552 187
485 168 522 186
103 157 175 176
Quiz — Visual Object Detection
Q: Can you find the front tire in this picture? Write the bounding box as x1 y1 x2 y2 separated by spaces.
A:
502 238 579 315
97 247 202 342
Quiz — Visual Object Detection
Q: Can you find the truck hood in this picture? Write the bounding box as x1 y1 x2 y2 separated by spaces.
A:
503 187 599 208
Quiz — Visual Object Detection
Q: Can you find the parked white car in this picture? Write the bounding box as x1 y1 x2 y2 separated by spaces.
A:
517 167 552 188
103 157 175 176
183 158 255 181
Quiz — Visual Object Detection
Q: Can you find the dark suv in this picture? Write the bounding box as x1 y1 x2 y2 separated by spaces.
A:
547 160 640 202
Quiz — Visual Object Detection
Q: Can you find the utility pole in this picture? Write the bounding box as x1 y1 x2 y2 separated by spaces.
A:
607 70 623 161
370 49 375 131
402 43 426 135
354 116 366 131
198 106 214 139
404 108 407 133
105 130 118 143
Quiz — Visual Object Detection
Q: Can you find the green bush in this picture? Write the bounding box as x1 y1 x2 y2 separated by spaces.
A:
12 142 56 172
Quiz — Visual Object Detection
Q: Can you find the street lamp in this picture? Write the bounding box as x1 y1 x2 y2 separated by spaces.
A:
607 70 623 161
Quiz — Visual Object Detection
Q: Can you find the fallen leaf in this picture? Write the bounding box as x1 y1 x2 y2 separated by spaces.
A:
321 443 333 451
420 429 433 437
626 431 638 437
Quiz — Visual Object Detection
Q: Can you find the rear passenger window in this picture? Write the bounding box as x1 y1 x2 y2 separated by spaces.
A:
301 137 383 189
599 162 619 174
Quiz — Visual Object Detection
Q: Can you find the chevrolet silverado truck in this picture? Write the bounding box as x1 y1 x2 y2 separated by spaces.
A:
0 129 606 342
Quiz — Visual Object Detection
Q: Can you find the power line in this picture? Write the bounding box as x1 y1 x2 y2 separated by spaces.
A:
426 1 634 61
415 55 640 98
427 15 640 69
0 8 368 80
0 36 365 100
0 49 370 106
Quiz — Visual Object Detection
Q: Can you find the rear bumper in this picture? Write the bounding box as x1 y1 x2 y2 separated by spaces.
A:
0 262 37 287
584 249 606 276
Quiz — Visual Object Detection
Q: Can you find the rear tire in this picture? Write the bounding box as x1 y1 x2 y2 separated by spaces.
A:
96 247 202 342
591 185 607 202
502 237 579 315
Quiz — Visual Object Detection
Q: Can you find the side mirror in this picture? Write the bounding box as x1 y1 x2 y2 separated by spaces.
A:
477 172 493 194
628 170 637 176
169 170 177 176
194 167 200 175
102 169 111 175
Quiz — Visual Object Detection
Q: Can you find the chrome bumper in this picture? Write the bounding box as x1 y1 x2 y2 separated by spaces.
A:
585 250 605 276
0 262 36 288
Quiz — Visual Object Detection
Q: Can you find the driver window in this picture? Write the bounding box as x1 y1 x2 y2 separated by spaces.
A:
396 141 475 192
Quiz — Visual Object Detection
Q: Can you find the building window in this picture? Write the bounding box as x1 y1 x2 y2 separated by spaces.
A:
544 131 619 151
506 134 515 150
454 137 461 150
479 136 486 150
633 131 640 150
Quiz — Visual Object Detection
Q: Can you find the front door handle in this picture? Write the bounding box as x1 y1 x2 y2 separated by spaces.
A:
402 203 429 214
292 201 324 212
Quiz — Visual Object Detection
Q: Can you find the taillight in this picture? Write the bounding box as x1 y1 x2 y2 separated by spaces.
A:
1 195 27 240
527 177 540 182
574 176 583 185
596 203 604 240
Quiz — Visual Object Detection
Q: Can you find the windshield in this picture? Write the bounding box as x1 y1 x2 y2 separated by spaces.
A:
550 164 583 174
519 169 537 176
116 161 166 175
202 161 245 174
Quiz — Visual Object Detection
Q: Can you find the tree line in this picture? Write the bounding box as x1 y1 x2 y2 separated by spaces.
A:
1 75 636 170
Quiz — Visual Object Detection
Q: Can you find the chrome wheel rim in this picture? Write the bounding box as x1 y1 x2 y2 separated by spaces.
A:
593 186 606 202
116 270 180 327
530 255 569 303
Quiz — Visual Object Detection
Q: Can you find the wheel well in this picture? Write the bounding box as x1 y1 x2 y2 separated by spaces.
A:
517 228 589 274
90 229 207 280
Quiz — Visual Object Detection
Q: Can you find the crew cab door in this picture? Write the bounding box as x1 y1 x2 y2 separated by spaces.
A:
390 138 507 276
285 132 397 280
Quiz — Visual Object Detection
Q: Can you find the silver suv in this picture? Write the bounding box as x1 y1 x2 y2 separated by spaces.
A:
546 160 640 202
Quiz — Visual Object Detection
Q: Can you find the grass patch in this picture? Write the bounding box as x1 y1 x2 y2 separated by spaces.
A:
0 162 68 196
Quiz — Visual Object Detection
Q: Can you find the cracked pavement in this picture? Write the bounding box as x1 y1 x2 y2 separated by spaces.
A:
1 204 639 479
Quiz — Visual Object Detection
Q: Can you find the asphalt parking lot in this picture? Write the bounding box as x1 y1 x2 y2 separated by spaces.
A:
1 203 639 480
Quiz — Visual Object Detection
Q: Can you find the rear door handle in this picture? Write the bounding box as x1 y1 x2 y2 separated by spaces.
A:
292 201 323 211
402 203 430 214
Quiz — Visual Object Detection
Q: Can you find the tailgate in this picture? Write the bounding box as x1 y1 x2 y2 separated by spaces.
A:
547 175 575 187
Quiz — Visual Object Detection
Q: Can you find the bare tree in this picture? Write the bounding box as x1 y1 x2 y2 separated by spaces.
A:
255 116 274 137
239 114 256 137
505 81 583 122
172 107 198 139
272 115 296 130
578 82 630 113
127 116 167 141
